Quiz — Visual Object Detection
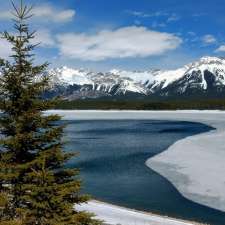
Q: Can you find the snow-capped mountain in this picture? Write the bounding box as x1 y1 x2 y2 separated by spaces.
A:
47 56 225 99
48 67 149 99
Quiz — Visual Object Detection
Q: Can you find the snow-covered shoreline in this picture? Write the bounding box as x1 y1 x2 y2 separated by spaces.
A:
76 200 197 225
47 110 225 224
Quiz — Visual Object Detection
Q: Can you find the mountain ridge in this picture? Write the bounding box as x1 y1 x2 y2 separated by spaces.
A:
47 56 225 99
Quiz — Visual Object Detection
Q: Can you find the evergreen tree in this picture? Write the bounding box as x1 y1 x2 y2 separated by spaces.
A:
0 1 100 224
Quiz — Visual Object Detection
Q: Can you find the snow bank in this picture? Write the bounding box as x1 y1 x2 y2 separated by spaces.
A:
76 200 194 225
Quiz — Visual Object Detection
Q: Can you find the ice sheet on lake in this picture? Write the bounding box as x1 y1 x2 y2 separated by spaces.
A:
47 110 225 212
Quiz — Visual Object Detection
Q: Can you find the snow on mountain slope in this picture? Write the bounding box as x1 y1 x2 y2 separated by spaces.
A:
159 56 225 95
48 56 225 99
49 67 93 86
184 56 225 89
110 69 155 86
149 67 189 91
110 67 188 90
49 68 149 95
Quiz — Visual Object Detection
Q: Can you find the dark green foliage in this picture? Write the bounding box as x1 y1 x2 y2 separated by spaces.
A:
0 1 100 224
55 98 225 110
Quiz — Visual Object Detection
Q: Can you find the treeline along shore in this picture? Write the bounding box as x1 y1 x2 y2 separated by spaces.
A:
55 98 225 110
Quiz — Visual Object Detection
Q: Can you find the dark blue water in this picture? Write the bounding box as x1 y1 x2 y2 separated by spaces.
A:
63 120 225 225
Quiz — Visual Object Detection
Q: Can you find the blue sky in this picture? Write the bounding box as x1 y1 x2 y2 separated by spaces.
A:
1 0 225 71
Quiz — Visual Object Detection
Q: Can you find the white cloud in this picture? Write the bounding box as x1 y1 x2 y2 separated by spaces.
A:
0 38 12 58
34 29 55 47
0 29 55 59
126 10 180 24
215 45 225 52
33 5 75 23
57 26 182 61
167 14 180 22
0 11 11 20
126 10 168 18
202 34 217 44
125 10 154 18
187 31 196 36
0 5 75 23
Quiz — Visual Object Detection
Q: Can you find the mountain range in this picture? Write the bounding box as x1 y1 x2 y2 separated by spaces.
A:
46 56 225 100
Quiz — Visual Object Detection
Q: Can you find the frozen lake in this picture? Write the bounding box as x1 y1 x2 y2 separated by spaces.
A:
54 114 225 225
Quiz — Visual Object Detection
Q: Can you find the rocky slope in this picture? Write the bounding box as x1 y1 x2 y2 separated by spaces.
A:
47 56 225 99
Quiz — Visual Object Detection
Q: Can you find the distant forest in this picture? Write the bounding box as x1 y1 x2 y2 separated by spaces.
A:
55 98 225 110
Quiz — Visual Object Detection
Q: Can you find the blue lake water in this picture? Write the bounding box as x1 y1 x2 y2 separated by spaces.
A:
63 120 225 225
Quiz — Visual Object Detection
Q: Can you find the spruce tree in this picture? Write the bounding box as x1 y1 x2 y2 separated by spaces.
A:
0 1 100 224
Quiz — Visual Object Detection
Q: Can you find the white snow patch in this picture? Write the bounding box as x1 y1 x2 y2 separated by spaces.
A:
76 201 194 225
152 67 188 89
49 67 93 86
